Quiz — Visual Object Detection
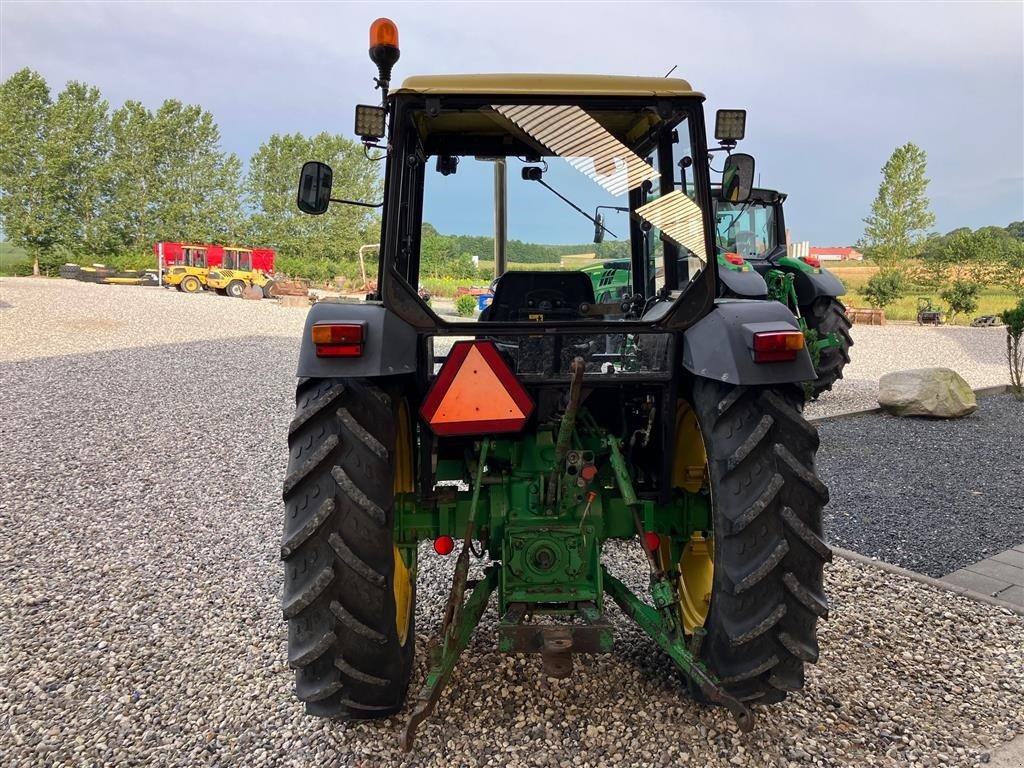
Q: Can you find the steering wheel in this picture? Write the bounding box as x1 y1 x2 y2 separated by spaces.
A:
524 288 571 312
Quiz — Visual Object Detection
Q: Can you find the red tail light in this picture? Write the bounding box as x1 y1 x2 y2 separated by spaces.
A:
643 532 661 553
752 331 805 362
801 255 821 268
723 252 745 266
312 323 365 357
433 536 454 556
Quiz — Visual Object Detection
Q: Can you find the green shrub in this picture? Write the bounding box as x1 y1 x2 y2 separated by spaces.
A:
1003 299 1024 400
455 294 477 317
939 281 982 320
862 271 906 309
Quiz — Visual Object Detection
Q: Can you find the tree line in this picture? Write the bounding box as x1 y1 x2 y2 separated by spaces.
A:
857 142 1023 314
0 68 381 275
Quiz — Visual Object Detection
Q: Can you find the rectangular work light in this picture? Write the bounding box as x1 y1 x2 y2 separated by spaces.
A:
354 104 387 141
715 109 747 143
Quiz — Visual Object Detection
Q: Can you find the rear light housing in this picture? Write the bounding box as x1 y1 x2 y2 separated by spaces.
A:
801 255 821 268
752 330 805 362
723 252 745 266
312 322 365 357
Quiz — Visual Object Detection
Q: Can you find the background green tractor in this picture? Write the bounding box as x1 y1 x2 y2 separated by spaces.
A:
281 20 829 750
713 187 854 398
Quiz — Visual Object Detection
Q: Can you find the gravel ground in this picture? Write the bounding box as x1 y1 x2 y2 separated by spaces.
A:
1 277 1022 767
804 324 1010 419
818 397 1024 578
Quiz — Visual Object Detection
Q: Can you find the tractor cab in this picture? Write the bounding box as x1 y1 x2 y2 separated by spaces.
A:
714 187 788 262
207 247 274 298
161 244 214 293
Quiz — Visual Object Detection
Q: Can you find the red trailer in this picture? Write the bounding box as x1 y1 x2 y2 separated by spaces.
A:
154 242 276 273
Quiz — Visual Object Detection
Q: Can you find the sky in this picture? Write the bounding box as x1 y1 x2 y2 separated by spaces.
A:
2 0 1022 247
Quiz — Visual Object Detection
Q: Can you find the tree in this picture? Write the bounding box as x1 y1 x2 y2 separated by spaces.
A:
997 240 1024 297
246 133 382 264
103 100 157 251
939 281 982 320
38 81 112 260
861 142 936 273
0 69 52 267
862 271 906 309
148 100 244 244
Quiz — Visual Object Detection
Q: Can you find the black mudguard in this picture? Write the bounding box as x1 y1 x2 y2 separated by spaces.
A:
718 267 768 298
682 299 817 385
296 301 417 379
791 267 846 305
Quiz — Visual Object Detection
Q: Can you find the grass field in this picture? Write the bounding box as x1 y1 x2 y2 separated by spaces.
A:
824 262 1019 324
0 242 32 274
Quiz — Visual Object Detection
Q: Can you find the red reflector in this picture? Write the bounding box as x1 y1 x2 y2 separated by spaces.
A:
433 536 454 556
643 532 660 552
752 331 805 363
315 343 363 358
312 323 365 357
801 255 821 268
723 252 745 266
420 341 534 436
581 465 598 481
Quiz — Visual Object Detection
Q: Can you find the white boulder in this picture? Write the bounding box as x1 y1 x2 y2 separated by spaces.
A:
878 367 977 418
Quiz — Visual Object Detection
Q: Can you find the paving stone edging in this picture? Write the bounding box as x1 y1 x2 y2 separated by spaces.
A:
832 546 1024 616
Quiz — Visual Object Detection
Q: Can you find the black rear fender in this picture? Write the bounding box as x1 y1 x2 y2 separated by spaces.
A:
296 302 417 379
682 300 816 385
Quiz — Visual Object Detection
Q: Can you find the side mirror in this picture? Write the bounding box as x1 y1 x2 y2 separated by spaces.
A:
297 161 333 215
593 213 605 244
721 153 755 203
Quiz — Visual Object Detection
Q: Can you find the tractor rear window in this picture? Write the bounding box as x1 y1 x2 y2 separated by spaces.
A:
392 99 711 324
716 200 778 258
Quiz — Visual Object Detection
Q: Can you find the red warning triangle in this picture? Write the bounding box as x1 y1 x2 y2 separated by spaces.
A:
421 341 534 436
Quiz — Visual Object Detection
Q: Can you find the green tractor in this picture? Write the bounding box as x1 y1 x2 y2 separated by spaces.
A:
580 191 852 398
714 188 854 398
282 18 830 750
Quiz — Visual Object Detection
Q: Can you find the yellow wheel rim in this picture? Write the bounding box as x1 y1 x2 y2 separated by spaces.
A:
678 533 714 634
667 400 713 634
392 544 412 646
392 399 414 645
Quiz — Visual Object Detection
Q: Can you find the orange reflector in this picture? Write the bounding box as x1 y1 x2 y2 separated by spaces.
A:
312 323 365 358
370 17 399 48
420 341 534 436
752 331 805 363
433 536 454 556
723 252 745 266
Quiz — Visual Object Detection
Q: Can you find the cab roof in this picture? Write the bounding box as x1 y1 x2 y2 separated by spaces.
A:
393 73 702 99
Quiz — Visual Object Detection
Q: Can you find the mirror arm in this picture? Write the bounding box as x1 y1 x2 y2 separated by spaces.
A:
329 198 385 209
532 178 618 239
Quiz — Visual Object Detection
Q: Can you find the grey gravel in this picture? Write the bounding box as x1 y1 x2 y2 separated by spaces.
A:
817 396 1024 578
1 277 1022 767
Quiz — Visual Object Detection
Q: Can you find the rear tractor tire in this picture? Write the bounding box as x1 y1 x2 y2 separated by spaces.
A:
281 378 415 718
674 380 830 704
803 297 853 399
181 275 202 294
